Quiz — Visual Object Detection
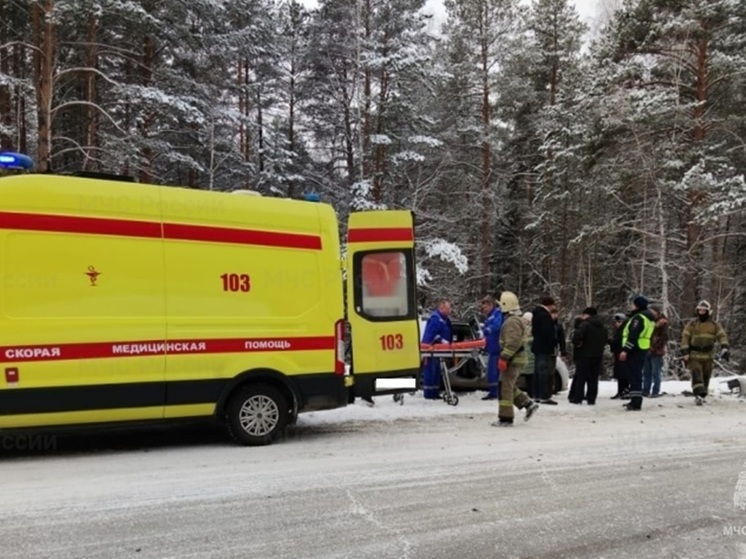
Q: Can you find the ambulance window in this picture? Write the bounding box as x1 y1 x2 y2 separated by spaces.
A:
355 250 415 320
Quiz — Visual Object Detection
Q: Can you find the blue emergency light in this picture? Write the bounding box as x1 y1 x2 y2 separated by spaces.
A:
0 152 34 171
304 192 320 202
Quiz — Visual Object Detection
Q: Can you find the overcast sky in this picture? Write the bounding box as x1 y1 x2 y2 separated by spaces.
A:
421 0 601 25
298 0 613 37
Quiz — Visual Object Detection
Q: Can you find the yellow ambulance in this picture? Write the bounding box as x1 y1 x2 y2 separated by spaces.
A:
0 155 421 446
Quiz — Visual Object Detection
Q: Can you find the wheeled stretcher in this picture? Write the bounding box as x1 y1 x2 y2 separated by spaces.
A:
417 339 487 406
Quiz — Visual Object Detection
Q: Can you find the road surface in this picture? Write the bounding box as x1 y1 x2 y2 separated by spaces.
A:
1 385 745 559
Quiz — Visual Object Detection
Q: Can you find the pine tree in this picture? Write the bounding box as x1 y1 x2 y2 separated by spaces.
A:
588 0 746 329
436 0 521 298
491 0 588 312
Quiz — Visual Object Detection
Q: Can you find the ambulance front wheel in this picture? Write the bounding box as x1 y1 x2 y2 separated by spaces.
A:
225 384 289 446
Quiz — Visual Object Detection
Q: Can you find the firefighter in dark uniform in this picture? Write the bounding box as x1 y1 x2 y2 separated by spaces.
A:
618 296 655 411
680 300 729 405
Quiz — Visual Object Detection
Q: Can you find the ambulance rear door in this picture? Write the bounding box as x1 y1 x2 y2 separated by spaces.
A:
345 210 420 399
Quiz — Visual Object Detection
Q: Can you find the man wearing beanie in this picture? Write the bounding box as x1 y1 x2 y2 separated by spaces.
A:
618 295 656 410
568 307 608 405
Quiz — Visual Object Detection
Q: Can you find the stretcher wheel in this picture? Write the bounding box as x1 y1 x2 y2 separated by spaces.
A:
443 393 459 406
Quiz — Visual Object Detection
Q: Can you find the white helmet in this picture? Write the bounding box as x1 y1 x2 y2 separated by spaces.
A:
499 291 520 313
696 300 711 312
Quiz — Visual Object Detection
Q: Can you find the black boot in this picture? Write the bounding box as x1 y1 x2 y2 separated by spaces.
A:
524 401 539 421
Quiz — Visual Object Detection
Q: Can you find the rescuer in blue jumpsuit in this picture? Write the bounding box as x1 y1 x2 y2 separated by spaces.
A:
480 295 503 400
421 299 453 399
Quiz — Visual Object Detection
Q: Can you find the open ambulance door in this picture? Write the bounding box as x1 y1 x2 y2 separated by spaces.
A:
345 210 421 400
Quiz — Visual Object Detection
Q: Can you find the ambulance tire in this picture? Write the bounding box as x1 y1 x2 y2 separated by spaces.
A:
225 384 289 446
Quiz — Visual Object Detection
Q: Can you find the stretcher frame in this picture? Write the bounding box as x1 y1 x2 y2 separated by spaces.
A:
396 339 488 406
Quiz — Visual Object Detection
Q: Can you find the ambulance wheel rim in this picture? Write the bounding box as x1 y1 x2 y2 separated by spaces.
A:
225 384 289 445
238 395 280 436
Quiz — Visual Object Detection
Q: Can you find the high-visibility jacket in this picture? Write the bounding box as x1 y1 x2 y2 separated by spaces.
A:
622 311 655 351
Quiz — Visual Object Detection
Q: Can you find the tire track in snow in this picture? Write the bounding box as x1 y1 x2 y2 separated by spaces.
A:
346 488 414 559
735 459 746 511
540 463 559 492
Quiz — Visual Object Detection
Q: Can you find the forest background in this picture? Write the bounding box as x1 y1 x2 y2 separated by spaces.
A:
1 0 745 370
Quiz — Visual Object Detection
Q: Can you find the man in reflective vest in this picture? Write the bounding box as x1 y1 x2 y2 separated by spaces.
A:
619 295 656 411
680 300 729 405
480 295 503 400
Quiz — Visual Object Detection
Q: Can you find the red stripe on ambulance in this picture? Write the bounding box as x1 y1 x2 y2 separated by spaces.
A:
0 337 335 363
347 227 414 243
0 211 161 239
0 211 322 250
163 223 322 250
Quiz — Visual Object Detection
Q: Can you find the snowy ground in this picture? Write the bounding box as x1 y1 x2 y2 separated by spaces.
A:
1 379 745 559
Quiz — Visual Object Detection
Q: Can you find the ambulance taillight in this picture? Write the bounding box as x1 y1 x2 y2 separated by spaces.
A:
334 319 345 375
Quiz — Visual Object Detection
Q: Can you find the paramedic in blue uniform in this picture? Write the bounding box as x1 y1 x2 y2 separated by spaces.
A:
421 298 453 399
480 295 503 400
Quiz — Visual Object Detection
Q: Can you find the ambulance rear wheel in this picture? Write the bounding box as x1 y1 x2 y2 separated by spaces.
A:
226 384 289 446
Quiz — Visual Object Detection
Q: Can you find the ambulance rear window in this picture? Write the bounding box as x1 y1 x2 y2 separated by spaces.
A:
355 250 415 320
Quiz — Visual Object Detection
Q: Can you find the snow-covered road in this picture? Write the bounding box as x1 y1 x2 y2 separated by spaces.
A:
2 380 745 558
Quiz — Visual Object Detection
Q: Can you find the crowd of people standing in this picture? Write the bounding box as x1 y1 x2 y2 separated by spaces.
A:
420 292 731 424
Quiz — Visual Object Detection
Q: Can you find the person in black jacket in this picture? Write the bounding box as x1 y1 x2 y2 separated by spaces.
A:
609 313 630 399
568 307 608 405
531 295 558 405
550 310 570 395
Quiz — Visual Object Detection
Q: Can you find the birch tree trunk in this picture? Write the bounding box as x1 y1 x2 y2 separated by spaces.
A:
82 12 98 171
32 0 55 172
0 15 11 149
138 35 155 183
479 2 492 295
